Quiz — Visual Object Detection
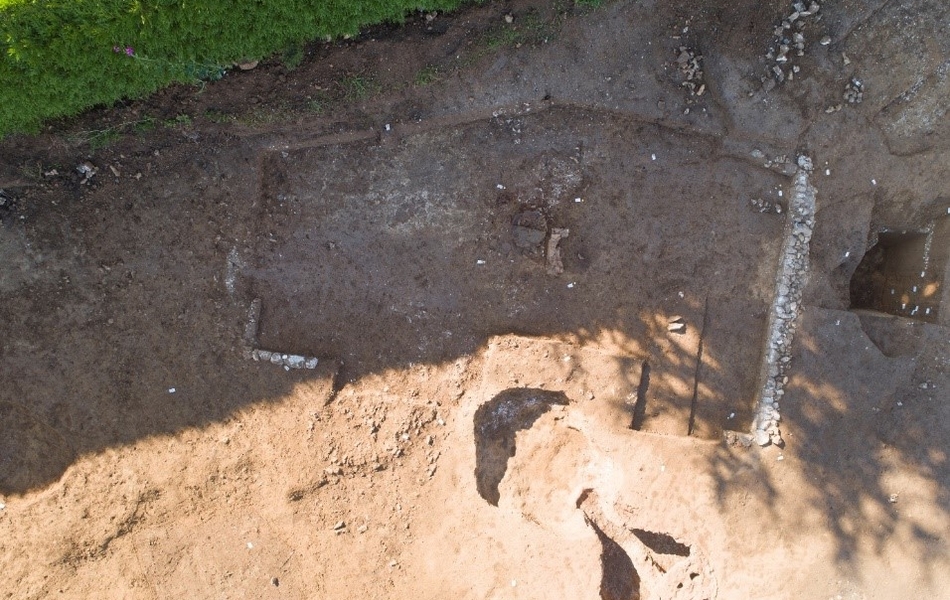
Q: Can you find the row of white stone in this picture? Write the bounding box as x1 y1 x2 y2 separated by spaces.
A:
242 298 320 370
752 156 816 446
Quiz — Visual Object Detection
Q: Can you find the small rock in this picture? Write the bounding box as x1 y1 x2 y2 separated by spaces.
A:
820 36 831 46
271 577 280 587
333 520 346 530
504 13 514 24
238 60 259 71
667 317 687 334
888 493 899 504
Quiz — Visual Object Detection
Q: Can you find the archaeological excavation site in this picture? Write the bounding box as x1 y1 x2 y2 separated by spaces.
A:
2 0 950 598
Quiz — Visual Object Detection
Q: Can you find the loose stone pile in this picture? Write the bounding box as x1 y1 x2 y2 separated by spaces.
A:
675 46 706 98
843 77 864 104
764 2 822 87
752 156 816 447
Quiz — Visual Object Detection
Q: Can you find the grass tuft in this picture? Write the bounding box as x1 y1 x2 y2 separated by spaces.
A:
0 0 468 137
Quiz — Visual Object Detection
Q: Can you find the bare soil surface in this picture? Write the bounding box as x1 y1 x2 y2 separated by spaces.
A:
2 0 950 598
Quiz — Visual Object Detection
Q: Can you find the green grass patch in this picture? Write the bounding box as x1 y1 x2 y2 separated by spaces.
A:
280 42 307 71
414 64 443 86
339 74 382 101
66 116 159 149
163 114 193 128
203 110 235 124
0 0 469 137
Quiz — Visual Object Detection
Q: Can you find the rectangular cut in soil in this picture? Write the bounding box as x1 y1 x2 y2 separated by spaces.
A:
248 106 785 439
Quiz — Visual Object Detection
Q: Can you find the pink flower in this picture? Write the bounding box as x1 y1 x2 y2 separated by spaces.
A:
125 46 135 56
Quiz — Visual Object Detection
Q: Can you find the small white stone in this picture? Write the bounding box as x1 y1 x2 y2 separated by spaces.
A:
285 354 306 368
168 387 176 393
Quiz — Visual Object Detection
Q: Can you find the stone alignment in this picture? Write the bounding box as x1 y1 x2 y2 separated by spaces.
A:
752 155 816 446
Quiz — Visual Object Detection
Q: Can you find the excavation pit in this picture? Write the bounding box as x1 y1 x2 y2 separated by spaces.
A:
850 218 950 324
248 105 791 439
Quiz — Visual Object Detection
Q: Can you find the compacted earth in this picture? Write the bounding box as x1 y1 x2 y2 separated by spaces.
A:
2 0 949 598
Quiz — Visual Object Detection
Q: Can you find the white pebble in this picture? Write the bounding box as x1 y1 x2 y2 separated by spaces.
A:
651 153 657 161
168 387 176 393
825 168 831 176
476 259 486 265
871 179 877 185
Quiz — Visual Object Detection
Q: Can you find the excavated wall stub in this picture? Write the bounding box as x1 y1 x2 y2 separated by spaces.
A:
751 156 816 447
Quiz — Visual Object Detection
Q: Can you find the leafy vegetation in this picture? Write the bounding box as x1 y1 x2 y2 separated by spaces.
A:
0 0 469 137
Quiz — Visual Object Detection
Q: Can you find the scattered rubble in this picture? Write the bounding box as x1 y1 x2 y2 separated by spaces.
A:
749 197 784 214
764 2 822 87
76 162 97 184
675 45 706 98
751 155 816 447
